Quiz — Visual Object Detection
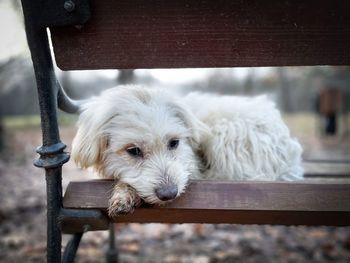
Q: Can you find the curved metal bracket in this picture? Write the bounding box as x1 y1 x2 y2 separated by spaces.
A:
62 233 83 263
57 84 83 114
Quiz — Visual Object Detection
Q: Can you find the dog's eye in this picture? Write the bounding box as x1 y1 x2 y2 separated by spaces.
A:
168 139 179 150
126 147 143 157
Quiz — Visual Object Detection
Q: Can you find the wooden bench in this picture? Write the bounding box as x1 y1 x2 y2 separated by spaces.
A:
20 0 350 262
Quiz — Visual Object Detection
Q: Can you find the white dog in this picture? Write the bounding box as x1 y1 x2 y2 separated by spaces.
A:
72 85 303 217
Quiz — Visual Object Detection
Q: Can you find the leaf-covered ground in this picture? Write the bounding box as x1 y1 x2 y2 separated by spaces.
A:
1 123 350 263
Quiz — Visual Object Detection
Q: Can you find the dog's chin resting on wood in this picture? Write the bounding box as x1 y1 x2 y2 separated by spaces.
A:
71 85 303 217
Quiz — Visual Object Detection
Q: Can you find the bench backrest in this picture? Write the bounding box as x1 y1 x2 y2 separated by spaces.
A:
51 0 350 70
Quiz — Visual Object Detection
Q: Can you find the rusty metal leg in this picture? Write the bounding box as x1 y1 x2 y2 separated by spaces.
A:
20 1 91 262
20 8 69 262
106 224 119 263
45 167 64 263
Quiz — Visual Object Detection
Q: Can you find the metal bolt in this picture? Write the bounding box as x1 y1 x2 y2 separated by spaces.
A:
64 0 75 12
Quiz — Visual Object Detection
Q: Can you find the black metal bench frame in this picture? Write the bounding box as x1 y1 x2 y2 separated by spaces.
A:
20 1 110 262
20 0 350 263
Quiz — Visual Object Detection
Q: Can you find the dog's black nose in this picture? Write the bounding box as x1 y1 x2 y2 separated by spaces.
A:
155 185 178 201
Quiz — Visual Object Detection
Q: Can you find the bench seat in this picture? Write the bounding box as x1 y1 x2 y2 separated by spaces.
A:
62 179 350 230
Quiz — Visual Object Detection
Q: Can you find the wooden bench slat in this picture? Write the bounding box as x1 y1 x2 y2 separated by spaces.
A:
63 180 350 226
51 0 350 70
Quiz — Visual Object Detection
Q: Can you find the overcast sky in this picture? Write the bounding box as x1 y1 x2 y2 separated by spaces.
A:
0 1 28 62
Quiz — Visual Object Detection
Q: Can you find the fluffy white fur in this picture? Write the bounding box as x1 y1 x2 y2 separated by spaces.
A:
72 85 303 216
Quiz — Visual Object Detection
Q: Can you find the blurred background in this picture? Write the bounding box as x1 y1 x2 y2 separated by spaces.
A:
1 0 350 262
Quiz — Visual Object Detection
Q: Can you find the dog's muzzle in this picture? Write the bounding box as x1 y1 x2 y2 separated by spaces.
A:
155 185 178 201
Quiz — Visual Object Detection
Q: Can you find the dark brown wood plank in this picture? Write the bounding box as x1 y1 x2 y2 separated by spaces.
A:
110 210 350 226
63 180 350 226
51 0 350 70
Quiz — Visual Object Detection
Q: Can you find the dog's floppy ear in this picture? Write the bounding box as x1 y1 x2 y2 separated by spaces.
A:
167 100 209 149
71 97 114 170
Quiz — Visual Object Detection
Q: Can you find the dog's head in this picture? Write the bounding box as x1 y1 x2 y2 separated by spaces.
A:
72 86 208 204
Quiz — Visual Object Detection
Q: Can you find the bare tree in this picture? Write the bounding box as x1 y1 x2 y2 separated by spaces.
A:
243 68 256 95
117 70 135 85
277 68 293 112
0 116 3 151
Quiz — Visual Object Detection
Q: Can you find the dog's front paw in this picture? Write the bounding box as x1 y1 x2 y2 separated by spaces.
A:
108 183 141 218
